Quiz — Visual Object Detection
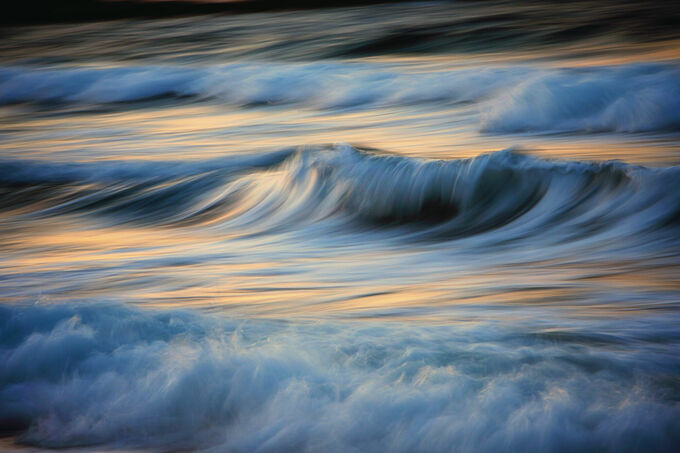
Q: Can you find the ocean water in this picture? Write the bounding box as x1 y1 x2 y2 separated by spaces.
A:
1 2 679 451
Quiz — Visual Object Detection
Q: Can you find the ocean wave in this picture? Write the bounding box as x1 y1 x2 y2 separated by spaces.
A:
481 64 680 133
2 145 678 243
2 62 678 134
1 302 679 451
0 63 523 108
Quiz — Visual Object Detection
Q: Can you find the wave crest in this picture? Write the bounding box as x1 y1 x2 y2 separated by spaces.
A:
481 64 680 133
2 146 678 244
2 62 679 134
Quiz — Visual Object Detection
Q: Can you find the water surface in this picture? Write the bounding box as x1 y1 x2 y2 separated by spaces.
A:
1 2 679 451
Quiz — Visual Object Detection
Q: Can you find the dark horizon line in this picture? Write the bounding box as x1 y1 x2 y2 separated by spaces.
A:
3 0 429 26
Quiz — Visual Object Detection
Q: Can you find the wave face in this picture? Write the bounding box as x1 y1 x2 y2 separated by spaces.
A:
2 63 679 134
2 146 678 244
1 302 679 452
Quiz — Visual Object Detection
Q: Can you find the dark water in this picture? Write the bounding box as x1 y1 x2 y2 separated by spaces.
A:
1 2 679 451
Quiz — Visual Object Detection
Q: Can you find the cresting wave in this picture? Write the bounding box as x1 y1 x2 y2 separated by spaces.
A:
1 302 679 452
1 63 679 133
2 145 679 243
0 63 522 108
481 64 680 133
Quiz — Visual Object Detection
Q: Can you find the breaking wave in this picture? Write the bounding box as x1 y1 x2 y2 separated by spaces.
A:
1 302 679 451
0 63 522 108
481 64 680 133
2 145 678 244
1 62 679 133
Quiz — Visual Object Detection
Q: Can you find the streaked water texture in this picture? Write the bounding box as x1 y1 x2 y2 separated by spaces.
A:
0 1 679 451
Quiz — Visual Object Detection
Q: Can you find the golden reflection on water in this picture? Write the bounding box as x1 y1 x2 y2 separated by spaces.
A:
1 30 678 322
1 215 676 321
2 101 679 165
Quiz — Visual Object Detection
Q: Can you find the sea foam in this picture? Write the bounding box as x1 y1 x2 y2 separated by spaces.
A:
1 302 679 452
481 64 680 133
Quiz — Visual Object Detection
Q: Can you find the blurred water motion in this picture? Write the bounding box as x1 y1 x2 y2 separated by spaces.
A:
1 2 679 452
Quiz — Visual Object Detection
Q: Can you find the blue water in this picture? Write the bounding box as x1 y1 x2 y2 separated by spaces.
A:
1 2 679 451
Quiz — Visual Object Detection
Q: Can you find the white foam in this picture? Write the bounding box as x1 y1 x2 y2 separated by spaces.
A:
1 302 678 451
481 64 680 133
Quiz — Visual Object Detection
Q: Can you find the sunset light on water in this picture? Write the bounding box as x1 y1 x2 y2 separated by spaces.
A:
1 1 679 451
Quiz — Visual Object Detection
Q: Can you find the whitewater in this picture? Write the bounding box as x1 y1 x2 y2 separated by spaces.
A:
1 2 679 452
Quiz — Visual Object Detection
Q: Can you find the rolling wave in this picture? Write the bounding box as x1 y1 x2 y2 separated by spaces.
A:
2 145 678 243
481 64 680 133
2 63 678 134
0 63 520 108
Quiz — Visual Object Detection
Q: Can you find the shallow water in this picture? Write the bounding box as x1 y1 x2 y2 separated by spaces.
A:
1 2 679 451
